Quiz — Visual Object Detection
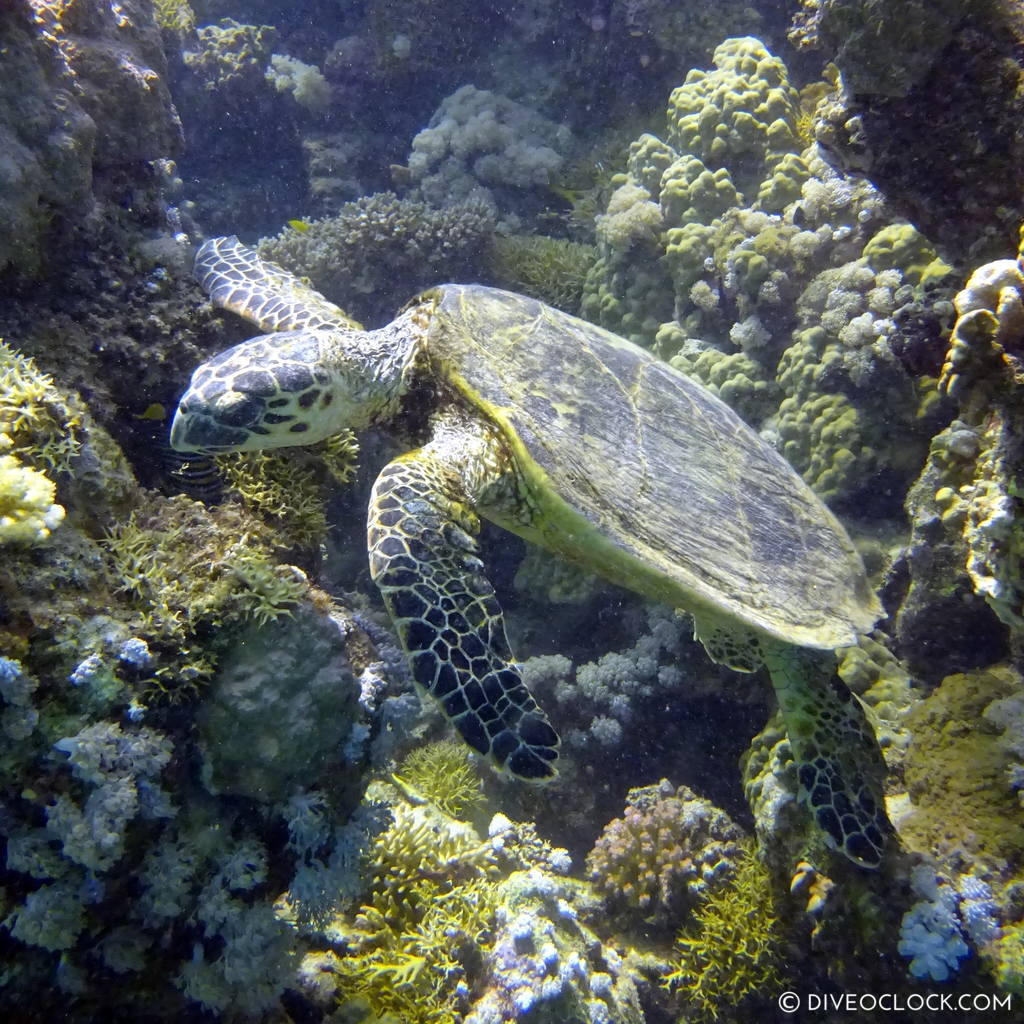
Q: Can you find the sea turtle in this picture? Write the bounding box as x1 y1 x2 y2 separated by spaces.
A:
171 236 890 868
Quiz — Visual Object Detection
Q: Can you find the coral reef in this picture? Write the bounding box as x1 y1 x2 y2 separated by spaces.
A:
585 780 745 936
581 36 952 508
661 842 784 1022
7 1 1024 1019
792 0 1024 263
894 227 1024 678
257 191 495 324
0 0 182 277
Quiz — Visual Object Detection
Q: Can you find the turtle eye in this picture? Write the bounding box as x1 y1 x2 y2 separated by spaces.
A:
213 392 264 427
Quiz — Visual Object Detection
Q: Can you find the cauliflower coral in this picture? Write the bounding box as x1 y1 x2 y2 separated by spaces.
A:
0 449 65 545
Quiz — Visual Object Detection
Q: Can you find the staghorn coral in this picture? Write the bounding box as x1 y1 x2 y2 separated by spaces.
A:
394 738 485 819
215 430 359 549
661 842 785 1022
585 780 745 935
490 234 597 314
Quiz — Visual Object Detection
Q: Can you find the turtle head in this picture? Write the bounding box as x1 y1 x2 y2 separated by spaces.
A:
171 329 364 453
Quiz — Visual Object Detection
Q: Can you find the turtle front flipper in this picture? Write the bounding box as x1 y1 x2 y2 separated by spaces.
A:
761 641 890 869
368 449 560 780
195 236 362 333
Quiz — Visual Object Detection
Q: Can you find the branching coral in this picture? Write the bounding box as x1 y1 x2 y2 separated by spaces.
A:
394 739 484 819
0 339 83 475
257 192 495 323
215 431 358 548
661 842 785 1021
104 494 308 692
329 802 500 1023
490 234 597 314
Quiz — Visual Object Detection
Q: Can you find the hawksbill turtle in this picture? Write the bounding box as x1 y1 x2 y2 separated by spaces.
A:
171 236 891 868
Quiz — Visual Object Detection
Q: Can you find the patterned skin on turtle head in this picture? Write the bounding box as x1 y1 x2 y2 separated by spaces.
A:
171 330 369 452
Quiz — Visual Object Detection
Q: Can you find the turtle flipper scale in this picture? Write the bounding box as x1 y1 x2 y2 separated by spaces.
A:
368 451 559 779
195 236 362 333
763 642 890 868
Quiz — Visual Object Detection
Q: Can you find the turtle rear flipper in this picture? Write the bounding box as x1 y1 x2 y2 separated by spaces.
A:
368 448 559 780
195 236 362 333
762 641 890 868
695 611 889 867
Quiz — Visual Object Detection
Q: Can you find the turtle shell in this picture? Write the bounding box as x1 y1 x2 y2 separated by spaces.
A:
421 284 880 650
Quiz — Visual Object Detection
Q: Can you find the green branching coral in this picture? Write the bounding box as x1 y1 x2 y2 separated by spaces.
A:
215 431 358 548
0 340 83 475
393 739 484 818
490 234 597 314
661 842 785 1021
104 494 307 692
332 803 499 1023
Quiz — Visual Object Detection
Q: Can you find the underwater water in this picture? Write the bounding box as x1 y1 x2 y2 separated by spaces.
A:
3 0 1024 1021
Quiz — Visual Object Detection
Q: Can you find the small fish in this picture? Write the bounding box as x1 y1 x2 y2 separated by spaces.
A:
133 403 167 421
287 219 311 233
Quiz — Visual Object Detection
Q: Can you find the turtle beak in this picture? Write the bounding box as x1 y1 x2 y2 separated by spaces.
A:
169 397 251 452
